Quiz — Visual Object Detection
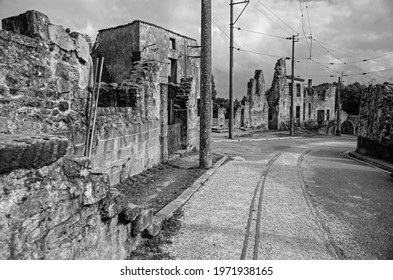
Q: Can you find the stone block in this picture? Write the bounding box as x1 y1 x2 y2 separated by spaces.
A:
2 10 51 40
132 209 153 236
56 77 72 94
102 126 113 140
119 136 132 149
48 24 74 52
0 134 69 174
82 173 110 206
119 203 142 223
104 139 115 153
73 129 86 146
73 144 85 157
63 156 91 179
0 117 9 133
94 141 105 155
118 147 132 159
110 171 121 186
69 32 90 63
143 222 161 238
99 189 128 219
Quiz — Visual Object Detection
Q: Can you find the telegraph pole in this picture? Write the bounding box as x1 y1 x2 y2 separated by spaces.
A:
200 0 212 168
289 34 299 136
336 72 343 136
229 0 249 139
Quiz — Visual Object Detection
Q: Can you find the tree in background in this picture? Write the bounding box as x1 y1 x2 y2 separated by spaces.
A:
341 82 365 115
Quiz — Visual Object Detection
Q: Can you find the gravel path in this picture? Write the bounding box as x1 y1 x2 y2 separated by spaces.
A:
163 159 268 259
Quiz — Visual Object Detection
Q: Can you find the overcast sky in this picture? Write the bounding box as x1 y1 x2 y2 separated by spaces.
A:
1 0 392 99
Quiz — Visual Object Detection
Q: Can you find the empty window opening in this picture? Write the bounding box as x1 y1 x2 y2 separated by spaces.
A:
170 38 176 50
317 110 325 125
296 106 301 126
169 58 177 84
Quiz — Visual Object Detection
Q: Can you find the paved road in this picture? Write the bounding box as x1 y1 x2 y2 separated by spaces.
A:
163 135 393 259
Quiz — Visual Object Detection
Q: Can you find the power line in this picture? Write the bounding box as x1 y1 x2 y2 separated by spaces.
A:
249 1 292 35
314 39 392 80
313 39 347 65
255 0 298 34
212 17 273 65
344 67 393 76
305 0 312 36
236 48 287 59
235 27 287 39
310 59 341 74
305 0 313 58
298 0 311 59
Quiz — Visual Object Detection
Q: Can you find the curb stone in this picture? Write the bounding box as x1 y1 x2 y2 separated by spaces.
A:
212 136 302 143
346 151 393 173
152 154 229 230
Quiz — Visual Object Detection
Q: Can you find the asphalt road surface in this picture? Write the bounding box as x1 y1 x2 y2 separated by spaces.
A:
164 135 393 259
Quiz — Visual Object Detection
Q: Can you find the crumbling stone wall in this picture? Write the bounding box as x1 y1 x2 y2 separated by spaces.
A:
247 70 268 130
169 77 198 151
0 10 92 156
0 135 155 259
357 84 393 162
267 58 289 130
235 70 269 130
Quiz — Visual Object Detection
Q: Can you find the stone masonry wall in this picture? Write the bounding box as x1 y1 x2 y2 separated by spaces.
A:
0 135 155 259
91 116 161 186
357 84 393 162
0 10 92 156
0 10 162 259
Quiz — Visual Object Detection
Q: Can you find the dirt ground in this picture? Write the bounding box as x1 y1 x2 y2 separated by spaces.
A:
118 153 222 214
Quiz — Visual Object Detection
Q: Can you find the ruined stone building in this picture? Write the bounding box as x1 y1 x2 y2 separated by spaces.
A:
92 20 200 91
0 10 200 260
267 58 337 131
92 20 201 165
234 70 269 130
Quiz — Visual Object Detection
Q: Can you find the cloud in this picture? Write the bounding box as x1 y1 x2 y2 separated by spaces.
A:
0 0 392 99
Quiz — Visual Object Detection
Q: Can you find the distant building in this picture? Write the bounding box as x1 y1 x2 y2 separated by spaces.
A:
267 58 337 131
235 70 269 130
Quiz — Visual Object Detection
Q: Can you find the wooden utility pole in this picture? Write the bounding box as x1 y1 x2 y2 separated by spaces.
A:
289 34 299 136
336 72 343 136
200 0 212 168
229 0 234 139
229 0 249 139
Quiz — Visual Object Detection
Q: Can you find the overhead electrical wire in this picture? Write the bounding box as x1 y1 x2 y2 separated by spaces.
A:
313 39 392 80
255 0 298 34
299 0 311 58
236 48 288 58
249 1 293 35
305 0 313 58
235 27 287 39
212 17 274 64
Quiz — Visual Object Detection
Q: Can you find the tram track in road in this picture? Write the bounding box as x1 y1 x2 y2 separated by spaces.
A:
297 148 344 260
241 147 343 260
240 152 283 260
